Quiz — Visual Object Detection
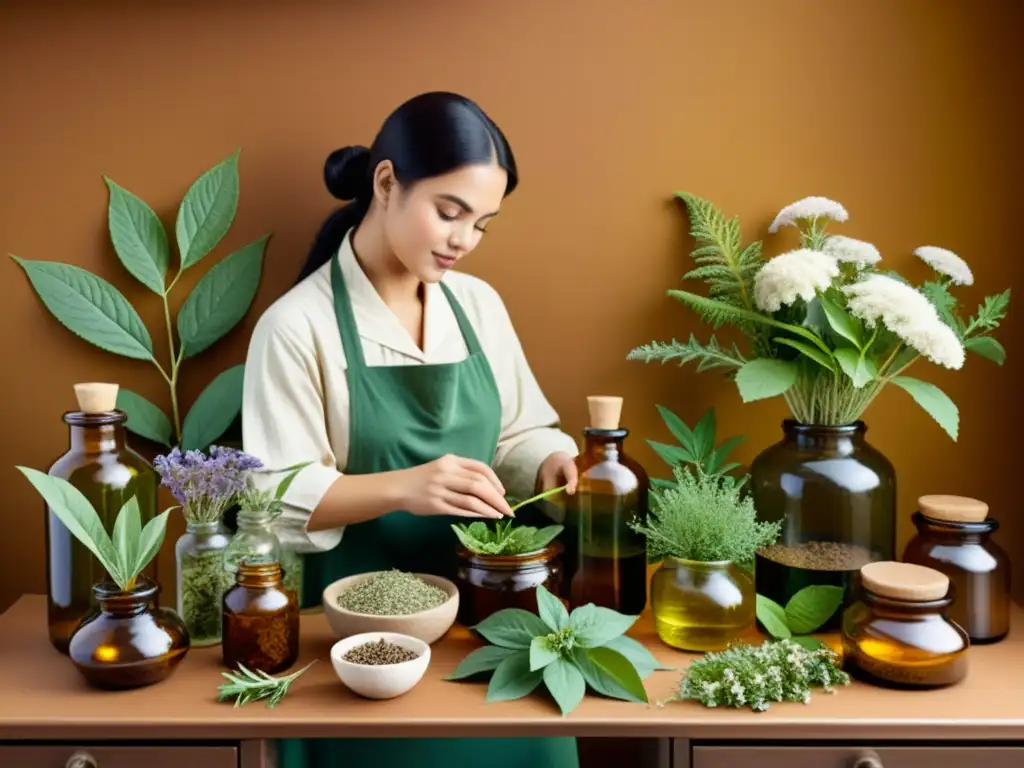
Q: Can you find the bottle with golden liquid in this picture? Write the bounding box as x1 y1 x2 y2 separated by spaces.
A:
562 396 648 615
45 383 159 654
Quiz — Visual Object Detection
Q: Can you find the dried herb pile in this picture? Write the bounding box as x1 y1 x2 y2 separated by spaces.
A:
343 639 420 666
338 570 448 616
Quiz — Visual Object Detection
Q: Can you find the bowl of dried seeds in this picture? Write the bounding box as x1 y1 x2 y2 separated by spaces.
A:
322 569 459 644
330 632 431 699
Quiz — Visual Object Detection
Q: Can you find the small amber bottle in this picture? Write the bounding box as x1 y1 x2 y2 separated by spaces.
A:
563 395 649 615
842 561 969 689
902 494 1011 644
222 558 299 674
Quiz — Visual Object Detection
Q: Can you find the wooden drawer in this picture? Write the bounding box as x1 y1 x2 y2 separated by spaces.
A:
690 746 1024 768
0 745 237 768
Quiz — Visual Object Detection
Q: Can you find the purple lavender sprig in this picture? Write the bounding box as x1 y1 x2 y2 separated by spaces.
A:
154 445 263 524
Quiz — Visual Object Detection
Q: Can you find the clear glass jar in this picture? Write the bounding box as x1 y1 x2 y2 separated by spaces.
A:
46 408 159 654
223 559 299 674
841 561 969 689
224 509 283 579
175 520 232 646
902 496 1010 644
455 541 564 626
751 421 896 630
651 558 755 652
69 577 190 689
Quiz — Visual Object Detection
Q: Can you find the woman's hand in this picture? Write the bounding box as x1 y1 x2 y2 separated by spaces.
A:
398 454 514 519
537 451 578 495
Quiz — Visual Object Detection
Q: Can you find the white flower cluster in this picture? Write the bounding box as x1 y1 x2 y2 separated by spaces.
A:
754 248 840 312
843 274 965 369
915 246 974 286
823 235 881 267
768 196 849 233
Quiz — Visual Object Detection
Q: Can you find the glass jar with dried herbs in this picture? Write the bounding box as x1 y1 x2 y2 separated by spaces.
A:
155 446 264 646
223 557 299 674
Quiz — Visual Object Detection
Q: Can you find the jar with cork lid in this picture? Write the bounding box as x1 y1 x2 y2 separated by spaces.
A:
561 395 648 615
902 494 1010 644
841 561 969 689
44 383 159 654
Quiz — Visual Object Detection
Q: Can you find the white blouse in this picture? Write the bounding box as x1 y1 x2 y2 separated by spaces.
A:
241 230 579 553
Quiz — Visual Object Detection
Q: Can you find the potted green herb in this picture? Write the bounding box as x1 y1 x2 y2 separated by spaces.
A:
628 411 781 652
452 486 567 625
16 466 187 690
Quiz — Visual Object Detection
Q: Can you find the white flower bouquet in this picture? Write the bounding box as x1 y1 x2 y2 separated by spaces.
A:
628 194 1010 440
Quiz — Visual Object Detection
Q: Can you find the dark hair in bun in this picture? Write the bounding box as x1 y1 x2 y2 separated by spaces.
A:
296 91 517 283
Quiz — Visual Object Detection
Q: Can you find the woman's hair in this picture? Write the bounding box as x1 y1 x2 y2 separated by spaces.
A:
295 91 518 283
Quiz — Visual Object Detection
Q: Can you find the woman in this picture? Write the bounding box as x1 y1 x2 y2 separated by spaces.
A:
241 91 580 768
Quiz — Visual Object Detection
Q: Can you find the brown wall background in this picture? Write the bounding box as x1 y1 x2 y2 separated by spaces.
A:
1 0 1022 618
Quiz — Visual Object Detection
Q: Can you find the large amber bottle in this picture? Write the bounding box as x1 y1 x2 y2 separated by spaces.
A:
45 383 159 654
562 396 648 615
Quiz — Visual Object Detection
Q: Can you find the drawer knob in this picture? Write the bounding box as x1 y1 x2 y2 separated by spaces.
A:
66 752 97 768
851 751 883 768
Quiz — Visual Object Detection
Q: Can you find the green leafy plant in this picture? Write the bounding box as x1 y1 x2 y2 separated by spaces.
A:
755 586 845 650
667 638 849 711
647 406 747 490
237 461 314 517
629 464 780 565
11 150 270 451
15 466 172 592
628 193 1010 440
217 661 317 708
446 585 671 716
452 519 563 556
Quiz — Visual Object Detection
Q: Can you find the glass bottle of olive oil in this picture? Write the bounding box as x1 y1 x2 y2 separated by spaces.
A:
45 383 159 654
562 396 649 615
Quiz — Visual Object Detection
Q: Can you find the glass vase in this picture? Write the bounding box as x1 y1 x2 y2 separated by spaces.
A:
175 520 232 646
750 420 896 630
650 558 755 652
68 577 189 689
224 509 282 579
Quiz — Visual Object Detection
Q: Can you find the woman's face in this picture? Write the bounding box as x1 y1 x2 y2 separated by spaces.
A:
377 160 508 282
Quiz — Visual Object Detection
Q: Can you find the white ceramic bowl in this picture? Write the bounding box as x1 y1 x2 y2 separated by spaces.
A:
330 632 431 700
322 571 459 645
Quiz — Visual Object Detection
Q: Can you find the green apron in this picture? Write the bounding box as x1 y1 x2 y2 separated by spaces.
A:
277 251 578 768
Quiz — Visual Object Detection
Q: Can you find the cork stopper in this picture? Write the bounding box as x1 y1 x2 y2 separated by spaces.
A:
861 561 949 602
74 382 119 414
587 396 623 430
918 494 989 524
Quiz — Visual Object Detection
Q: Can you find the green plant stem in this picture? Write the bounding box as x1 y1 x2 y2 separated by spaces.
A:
162 273 184 442
512 484 569 514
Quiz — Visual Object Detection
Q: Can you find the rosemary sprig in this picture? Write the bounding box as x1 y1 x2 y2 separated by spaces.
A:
217 660 317 708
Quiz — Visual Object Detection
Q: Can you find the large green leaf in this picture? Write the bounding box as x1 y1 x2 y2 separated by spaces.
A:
116 388 173 446
104 177 169 294
471 607 551 650
692 409 716 460
134 507 172 578
529 637 560 671
755 594 792 639
964 336 1006 366
819 293 862 349
11 257 153 360
774 337 836 373
834 348 877 389
111 496 141 584
181 364 245 451
735 358 798 402
569 603 638 648
536 584 569 631
543 658 586 716
601 635 672 679
486 651 543 702
571 647 647 704
15 467 123 586
647 441 694 467
175 150 240 269
655 404 696 453
177 235 268 358
445 646 519 680
891 376 959 440
784 585 845 634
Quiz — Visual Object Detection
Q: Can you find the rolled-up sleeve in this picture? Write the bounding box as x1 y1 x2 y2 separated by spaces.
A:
241 310 345 553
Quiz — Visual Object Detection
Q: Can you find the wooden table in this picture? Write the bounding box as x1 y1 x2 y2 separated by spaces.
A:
1 595 1022 768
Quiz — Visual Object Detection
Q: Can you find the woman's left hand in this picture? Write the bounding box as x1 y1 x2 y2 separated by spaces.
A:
537 451 578 495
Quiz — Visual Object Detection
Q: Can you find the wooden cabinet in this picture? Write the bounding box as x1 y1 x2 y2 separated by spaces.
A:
687 745 1024 768
0 745 238 768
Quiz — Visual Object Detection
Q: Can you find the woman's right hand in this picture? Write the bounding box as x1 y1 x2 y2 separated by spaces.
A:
398 454 514 519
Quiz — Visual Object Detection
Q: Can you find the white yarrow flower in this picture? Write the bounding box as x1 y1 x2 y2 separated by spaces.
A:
768 196 849 232
915 246 974 286
823 235 881 267
754 248 840 312
842 274 966 369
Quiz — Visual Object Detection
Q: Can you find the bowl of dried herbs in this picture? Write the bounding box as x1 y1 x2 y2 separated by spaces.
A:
322 569 459 644
330 631 431 699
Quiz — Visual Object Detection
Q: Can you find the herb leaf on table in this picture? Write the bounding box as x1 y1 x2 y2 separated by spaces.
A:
756 585 845 649
446 585 671 716
217 661 316 708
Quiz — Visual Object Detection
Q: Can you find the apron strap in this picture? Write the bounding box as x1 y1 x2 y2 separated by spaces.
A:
440 281 486 357
331 252 366 371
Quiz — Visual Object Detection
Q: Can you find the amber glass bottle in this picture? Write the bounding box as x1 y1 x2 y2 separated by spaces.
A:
46 383 159 654
902 494 1011 644
223 559 299 674
842 561 969 689
562 396 648 615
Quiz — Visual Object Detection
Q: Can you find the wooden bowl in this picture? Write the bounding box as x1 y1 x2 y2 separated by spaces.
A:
321 572 459 645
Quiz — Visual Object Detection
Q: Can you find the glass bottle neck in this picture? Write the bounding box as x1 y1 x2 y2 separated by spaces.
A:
67 421 127 453
236 561 283 588
583 429 627 461
912 511 994 543
186 520 223 535
783 419 864 454
95 579 157 617
236 510 276 530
